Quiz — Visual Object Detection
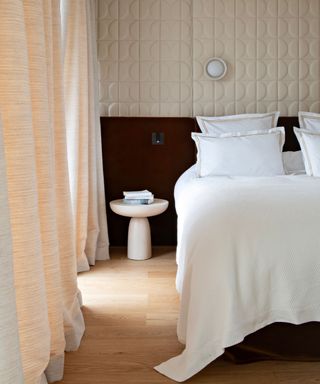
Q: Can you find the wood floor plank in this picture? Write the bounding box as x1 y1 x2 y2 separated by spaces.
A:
58 247 320 384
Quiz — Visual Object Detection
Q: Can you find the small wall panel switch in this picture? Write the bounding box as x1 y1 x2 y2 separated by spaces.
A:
152 132 164 145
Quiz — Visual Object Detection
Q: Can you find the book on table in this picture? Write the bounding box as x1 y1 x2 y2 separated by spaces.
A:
123 190 154 204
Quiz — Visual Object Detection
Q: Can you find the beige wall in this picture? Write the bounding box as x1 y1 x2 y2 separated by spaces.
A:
98 0 320 117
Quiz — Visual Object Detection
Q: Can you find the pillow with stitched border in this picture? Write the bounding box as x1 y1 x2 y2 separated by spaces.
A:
294 127 320 176
298 112 320 132
192 127 285 177
196 112 280 135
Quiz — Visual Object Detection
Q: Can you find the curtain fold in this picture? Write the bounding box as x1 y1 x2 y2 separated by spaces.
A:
0 1 53 381
23 2 67 380
0 116 24 384
85 0 109 265
46 0 86 355
61 0 109 272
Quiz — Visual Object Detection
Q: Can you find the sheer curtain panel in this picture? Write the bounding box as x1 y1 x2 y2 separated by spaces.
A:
61 0 109 272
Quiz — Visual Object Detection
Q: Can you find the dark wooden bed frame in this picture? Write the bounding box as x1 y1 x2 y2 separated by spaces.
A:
101 115 320 363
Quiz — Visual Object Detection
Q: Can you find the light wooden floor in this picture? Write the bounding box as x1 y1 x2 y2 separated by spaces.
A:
59 247 320 384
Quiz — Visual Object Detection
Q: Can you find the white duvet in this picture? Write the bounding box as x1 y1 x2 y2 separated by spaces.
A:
155 166 320 382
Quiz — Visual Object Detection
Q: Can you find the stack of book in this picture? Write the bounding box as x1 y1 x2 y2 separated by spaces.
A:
123 190 154 205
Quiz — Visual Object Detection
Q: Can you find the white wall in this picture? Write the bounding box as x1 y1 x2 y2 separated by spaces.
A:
98 0 320 117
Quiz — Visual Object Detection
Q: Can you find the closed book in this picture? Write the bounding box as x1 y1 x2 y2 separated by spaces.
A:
122 197 154 205
123 189 153 199
124 193 154 200
124 195 153 200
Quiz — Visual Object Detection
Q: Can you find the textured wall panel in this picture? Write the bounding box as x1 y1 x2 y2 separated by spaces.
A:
99 0 320 117
98 0 193 116
193 0 320 116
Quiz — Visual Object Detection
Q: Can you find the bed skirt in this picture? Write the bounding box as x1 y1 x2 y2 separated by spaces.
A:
224 322 320 363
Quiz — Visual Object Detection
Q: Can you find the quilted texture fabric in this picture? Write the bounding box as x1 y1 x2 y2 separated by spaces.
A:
156 170 320 381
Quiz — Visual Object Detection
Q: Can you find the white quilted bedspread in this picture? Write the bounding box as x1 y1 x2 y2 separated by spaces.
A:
155 167 320 381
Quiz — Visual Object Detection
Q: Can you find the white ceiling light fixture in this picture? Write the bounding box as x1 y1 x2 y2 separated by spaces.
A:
205 58 227 80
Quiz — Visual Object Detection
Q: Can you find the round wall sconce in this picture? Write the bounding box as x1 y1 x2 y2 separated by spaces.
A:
205 58 227 80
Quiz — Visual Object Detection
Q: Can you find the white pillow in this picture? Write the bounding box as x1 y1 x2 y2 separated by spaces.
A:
294 127 320 176
192 127 285 177
282 151 305 175
298 112 320 132
196 112 280 135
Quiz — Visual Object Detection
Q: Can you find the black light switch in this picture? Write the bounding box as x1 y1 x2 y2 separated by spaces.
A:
152 132 164 145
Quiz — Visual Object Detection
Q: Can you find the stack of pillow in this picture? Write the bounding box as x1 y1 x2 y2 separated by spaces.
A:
192 111 320 178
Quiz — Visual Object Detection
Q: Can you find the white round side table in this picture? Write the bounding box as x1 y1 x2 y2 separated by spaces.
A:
109 198 169 260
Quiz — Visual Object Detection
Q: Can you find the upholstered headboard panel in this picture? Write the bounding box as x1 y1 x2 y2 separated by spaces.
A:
101 116 300 246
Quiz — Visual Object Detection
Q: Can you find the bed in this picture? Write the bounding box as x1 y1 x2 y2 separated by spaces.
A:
155 115 320 382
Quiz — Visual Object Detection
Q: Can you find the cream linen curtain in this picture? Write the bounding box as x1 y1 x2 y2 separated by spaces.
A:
0 117 24 383
0 0 91 382
61 0 109 272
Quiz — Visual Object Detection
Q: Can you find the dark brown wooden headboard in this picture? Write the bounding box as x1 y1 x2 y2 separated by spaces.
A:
278 116 300 151
101 116 300 246
101 117 196 246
